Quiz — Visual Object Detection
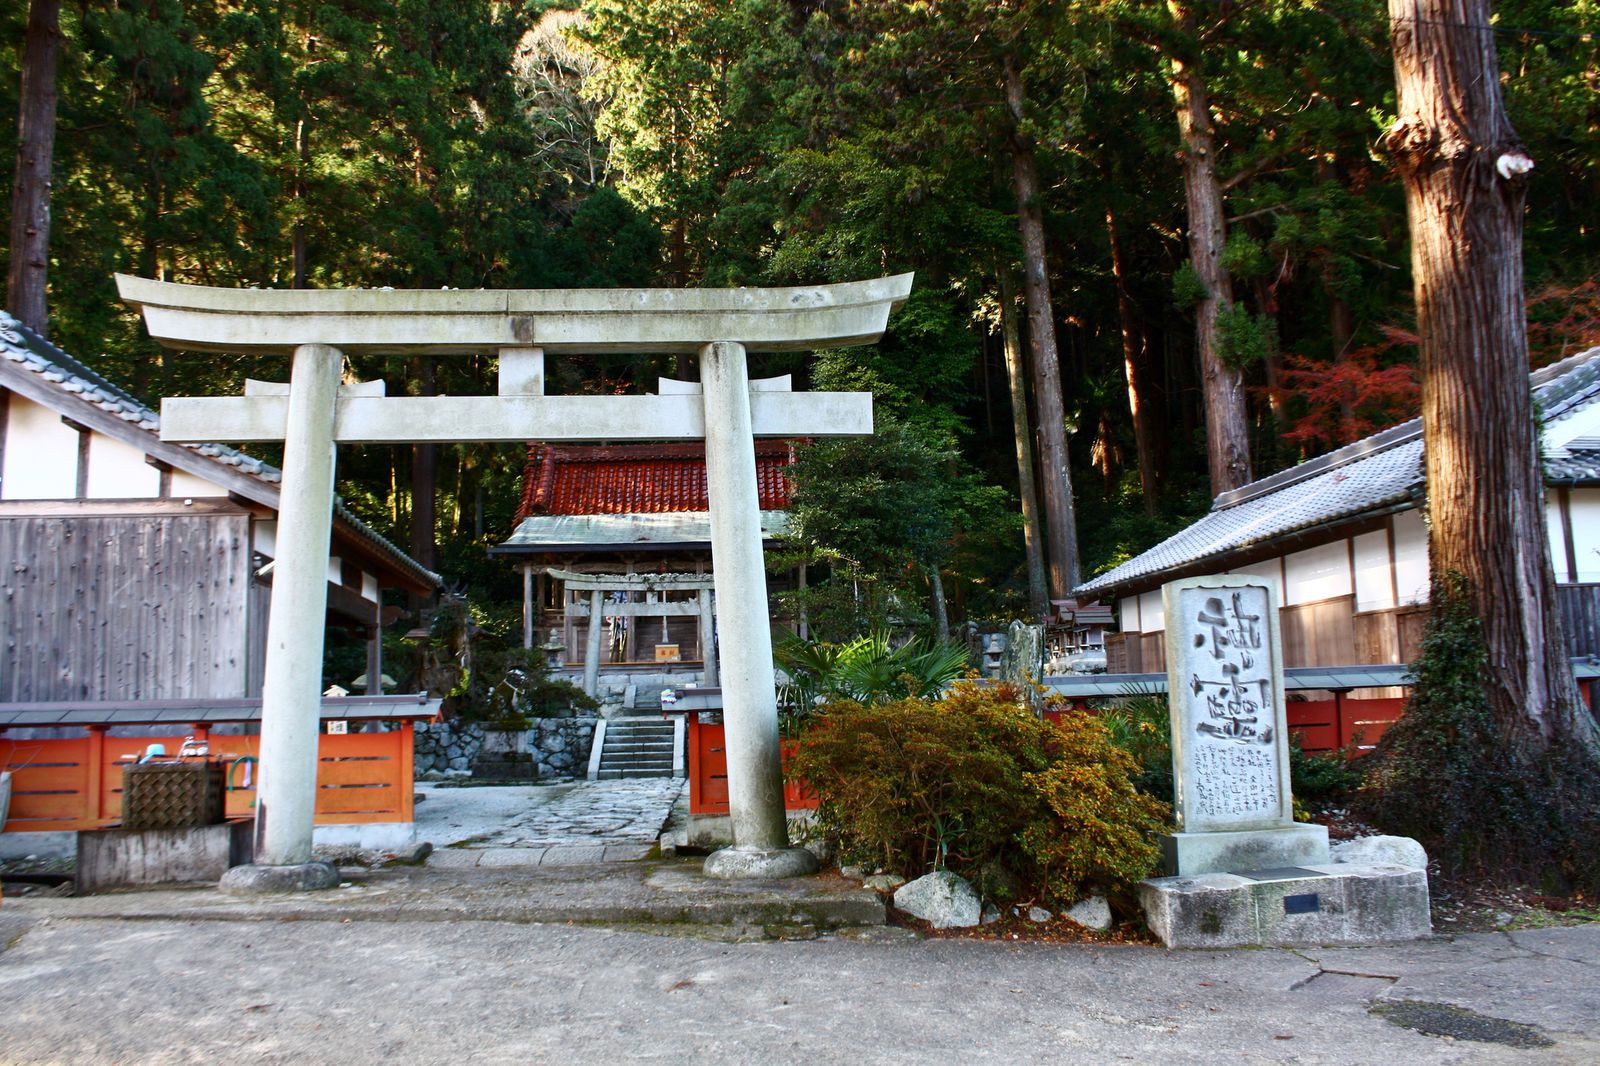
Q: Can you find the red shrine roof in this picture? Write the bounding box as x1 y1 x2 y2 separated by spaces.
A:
514 442 796 522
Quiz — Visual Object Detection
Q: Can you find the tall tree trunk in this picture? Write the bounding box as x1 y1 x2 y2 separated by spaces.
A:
1105 206 1161 516
928 565 949 645
1000 272 1049 618
1004 55 1080 599
1384 0 1594 754
1168 3 1251 494
6 0 61 336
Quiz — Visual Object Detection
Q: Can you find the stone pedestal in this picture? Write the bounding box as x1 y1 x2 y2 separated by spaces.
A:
1161 823 1330 876
1139 862 1431 948
76 822 254 894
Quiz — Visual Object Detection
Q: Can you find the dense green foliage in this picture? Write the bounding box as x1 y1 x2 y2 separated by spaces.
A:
789 682 1171 905
773 630 971 716
1357 575 1600 891
4 0 1600 636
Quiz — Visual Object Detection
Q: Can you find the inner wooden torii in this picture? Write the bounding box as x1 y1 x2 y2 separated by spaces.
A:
118 272 912 887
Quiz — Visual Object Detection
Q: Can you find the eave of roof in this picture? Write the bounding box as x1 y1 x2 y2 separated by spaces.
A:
492 510 790 554
1076 346 1600 602
0 312 439 591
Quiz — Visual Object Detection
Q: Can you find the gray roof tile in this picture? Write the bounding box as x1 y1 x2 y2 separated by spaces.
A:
0 312 438 588
1078 347 1600 599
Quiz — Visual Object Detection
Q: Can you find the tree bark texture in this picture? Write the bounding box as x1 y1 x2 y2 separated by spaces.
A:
6 0 62 336
1106 206 1162 516
1000 273 1050 618
1384 0 1594 754
1004 55 1080 598
1168 4 1251 494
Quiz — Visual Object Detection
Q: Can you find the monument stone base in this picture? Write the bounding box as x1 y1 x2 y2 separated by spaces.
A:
1139 862 1431 948
1161 823 1330 876
218 861 341 894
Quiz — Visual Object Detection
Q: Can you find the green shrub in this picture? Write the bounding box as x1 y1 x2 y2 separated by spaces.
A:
1095 691 1174 805
1356 573 1600 890
1019 713 1172 904
789 681 1171 904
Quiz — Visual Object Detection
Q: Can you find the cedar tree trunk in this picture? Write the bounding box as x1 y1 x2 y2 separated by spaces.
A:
1384 0 1596 755
1000 272 1050 617
1106 206 1162 515
1004 54 1080 597
1168 3 1251 494
6 0 61 335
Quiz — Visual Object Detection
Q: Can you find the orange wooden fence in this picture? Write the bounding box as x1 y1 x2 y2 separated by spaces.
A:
687 716 816 816
1 723 414 833
1284 696 1405 756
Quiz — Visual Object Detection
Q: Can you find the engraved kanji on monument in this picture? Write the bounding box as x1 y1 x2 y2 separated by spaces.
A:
1159 574 1329 875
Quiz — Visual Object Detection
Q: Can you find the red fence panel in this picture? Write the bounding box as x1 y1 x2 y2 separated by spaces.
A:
686 716 816 816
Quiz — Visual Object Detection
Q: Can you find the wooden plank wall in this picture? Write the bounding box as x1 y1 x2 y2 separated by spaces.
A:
0 512 251 701
245 576 271 697
1280 595 1356 667
1558 584 1600 658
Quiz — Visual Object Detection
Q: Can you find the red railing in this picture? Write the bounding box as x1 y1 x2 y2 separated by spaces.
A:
686 715 816 815
1 723 415 833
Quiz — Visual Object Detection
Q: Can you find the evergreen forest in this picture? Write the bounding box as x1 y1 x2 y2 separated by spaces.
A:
5 0 1599 636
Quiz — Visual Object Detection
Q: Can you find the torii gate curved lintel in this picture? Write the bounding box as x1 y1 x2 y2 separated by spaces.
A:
120 274 912 885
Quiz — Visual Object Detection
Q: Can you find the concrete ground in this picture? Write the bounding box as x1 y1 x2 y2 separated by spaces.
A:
0 896 1595 1065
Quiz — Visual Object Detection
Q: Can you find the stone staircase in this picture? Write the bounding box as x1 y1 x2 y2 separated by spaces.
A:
590 716 682 780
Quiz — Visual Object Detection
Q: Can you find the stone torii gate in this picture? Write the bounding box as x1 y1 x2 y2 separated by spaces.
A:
117 273 911 889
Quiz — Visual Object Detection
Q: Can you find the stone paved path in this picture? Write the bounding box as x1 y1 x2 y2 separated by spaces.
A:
422 779 684 868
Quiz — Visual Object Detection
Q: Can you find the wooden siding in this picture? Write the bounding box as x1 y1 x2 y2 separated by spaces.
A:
1281 594 1356 667
0 511 251 701
1558 584 1600 658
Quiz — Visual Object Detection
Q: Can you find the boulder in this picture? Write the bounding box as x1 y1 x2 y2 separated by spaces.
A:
863 873 906 893
1065 895 1114 931
1027 906 1053 923
1330 834 1428 869
893 870 982 929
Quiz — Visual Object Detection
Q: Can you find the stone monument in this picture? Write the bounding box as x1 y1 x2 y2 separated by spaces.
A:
1159 574 1329 875
1137 574 1432 947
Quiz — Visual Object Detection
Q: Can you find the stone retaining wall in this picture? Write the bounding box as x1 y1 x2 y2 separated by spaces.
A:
415 718 597 780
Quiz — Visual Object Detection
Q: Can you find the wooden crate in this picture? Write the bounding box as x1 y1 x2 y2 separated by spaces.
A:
121 762 225 830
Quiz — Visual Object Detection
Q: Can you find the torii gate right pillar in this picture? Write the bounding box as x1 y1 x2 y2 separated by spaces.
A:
700 341 817 878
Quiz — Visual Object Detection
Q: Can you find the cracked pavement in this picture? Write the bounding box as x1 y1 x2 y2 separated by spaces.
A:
0 907 1594 1063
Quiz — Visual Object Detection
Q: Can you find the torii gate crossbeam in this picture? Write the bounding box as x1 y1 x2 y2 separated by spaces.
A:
119 273 911 888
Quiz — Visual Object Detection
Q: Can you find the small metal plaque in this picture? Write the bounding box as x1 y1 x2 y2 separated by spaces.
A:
1238 866 1323 882
1284 893 1321 915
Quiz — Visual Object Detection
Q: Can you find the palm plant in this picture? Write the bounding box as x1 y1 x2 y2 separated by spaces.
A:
775 630 971 714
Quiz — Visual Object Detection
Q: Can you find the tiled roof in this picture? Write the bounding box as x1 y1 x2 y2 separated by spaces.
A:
1077 346 1600 599
515 441 794 520
494 510 790 554
0 311 438 589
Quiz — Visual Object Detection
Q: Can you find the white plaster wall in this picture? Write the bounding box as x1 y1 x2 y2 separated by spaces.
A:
1227 558 1284 593
1138 589 1164 633
1353 530 1396 612
1118 597 1139 633
1392 509 1430 604
327 555 343 585
253 519 278 558
85 432 161 498
1569 488 1600 583
1283 539 1353 606
1 394 80 499
1545 493 1571 582
169 468 224 498
362 573 379 602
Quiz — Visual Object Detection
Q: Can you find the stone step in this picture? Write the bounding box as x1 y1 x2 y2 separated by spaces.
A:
599 757 674 771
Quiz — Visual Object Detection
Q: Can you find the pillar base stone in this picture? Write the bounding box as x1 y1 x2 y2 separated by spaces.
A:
703 846 819 880
219 861 340 894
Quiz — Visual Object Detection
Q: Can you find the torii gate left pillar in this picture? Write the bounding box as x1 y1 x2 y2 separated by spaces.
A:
119 272 912 888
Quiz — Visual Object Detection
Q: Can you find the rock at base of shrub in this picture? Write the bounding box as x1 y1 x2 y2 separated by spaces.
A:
1329 834 1427 869
1027 906 1052 923
981 903 1000 925
893 870 981 929
864 873 906 893
1066 895 1113 931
